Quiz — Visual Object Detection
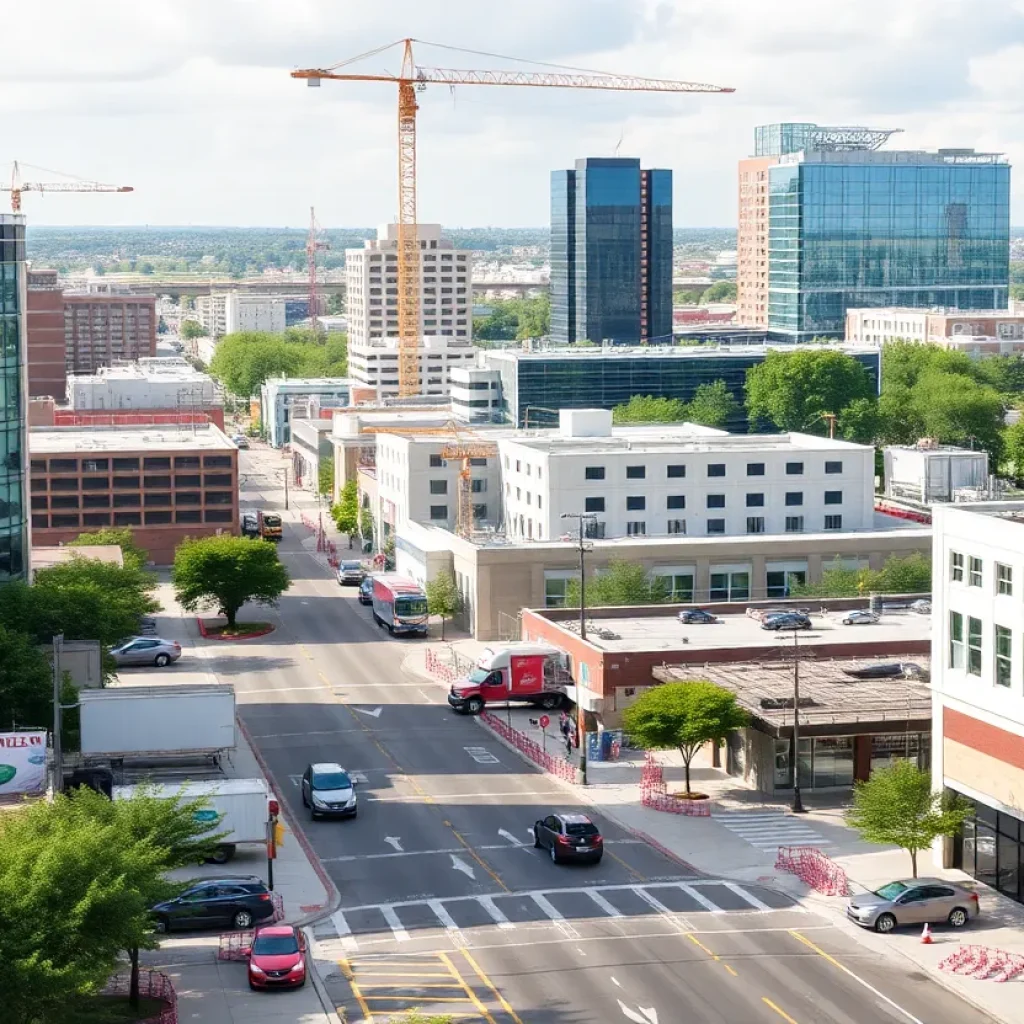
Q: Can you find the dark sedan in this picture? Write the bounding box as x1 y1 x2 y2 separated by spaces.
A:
678 609 719 624
358 577 374 605
533 812 603 864
761 612 812 631
152 876 275 933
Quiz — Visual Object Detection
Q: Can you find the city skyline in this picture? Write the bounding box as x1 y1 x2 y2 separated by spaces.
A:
4 0 1024 228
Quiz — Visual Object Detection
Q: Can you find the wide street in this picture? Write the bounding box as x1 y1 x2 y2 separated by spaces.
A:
190 443 998 1023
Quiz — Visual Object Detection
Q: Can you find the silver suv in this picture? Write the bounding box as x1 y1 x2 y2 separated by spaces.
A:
847 878 979 933
337 560 365 585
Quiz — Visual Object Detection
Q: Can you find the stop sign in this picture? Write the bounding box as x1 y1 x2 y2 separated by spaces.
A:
538 714 550 729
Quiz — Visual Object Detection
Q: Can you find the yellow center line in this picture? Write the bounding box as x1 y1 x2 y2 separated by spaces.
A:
460 948 527 1024
362 995 477 1002
762 997 800 1023
602 845 646 882
439 950 500 1024
788 929 845 969
357 982 469 989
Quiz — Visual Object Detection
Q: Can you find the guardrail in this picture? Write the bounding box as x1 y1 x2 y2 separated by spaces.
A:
939 945 1024 982
775 845 851 896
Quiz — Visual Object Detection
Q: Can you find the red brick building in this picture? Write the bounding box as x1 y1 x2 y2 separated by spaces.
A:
26 270 67 399
64 292 157 374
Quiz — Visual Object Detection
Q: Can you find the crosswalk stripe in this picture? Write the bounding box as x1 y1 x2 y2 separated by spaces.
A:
380 905 410 942
586 889 623 917
634 887 677 916
330 909 359 953
722 881 772 911
676 883 724 914
477 895 515 930
529 892 565 921
429 900 468 947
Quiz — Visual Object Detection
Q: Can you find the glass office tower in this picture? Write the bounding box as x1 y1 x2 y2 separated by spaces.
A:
760 126 1010 340
550 158 672 345
0 214 27 581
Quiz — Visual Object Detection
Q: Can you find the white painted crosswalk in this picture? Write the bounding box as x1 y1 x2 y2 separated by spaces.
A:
714 811 832 851
314 879 794 951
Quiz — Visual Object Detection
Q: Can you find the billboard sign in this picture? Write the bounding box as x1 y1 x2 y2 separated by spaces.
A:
0 732 48 796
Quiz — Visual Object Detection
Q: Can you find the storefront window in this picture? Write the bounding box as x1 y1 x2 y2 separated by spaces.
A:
870 732 931 773
957 794 1024 905
811 737 854 788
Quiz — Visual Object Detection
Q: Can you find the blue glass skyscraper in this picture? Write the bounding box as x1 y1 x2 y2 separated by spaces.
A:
754 124 1010 341
551 158 672 345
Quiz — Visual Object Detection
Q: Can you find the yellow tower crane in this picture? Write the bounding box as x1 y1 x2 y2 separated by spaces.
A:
292 39 734 397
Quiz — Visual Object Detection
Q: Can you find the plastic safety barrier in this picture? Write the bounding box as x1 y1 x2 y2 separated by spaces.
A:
271 892 285 923
939 945 1024 983
103 969 176 1024
640 752 712 816
425 648 460 685
479 711 578 784
775 845 851 896
217 930 254 961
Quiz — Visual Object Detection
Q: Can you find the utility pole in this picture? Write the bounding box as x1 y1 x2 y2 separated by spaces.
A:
282 467 289 511
787 629 806 814
52 634 64 794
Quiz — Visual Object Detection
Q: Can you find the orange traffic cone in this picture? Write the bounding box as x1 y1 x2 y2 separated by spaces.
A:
921 923 933 944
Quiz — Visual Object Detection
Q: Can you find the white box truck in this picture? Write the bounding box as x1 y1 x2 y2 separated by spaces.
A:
114 778 269 863
79 684 236 760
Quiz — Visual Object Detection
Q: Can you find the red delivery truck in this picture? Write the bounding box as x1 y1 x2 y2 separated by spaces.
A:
447 643 569 715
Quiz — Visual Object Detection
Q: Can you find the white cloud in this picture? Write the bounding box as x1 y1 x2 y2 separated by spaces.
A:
3 0 1023 226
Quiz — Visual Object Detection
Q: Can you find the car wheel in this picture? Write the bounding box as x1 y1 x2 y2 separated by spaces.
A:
539 694 560 710
948 907 970 928
232 910 254 930
466 697 484 715
310 809 319 821
208 845 231 865
874 913 897 934
153 915 169 934
550 844 559 864
533 826 541 849
154 654 170 667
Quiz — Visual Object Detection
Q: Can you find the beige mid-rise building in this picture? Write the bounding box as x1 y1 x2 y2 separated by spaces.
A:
736 156 777 327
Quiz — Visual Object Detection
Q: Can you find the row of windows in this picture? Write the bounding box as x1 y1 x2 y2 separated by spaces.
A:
950 551 1014 594
580 514 838 536
949 611 1014 687
33 508 234 529
579 460 843 481
430 479 488 495
428 503 488 521
582 491 842 512
31 491 229 509
32 475 233 492
32 455 232 473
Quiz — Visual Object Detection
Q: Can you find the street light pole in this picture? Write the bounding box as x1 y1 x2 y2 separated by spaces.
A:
52 634 64 794
789 629 805 814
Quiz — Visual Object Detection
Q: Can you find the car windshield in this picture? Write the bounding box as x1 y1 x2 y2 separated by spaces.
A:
874 881 909 901
252 934 299 955
467 668 491 684
565 822 599 836
263 514 281 527
342 561 361 570
312 771 351 791
396 597 428 616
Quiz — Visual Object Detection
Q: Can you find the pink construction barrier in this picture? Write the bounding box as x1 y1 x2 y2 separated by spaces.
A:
271 892 285 923
425 648 460 685
640 752 712 816
939 945 1024 983
479 711 578 784
218 930 253 962
775 845 851 896
103 969 176 1024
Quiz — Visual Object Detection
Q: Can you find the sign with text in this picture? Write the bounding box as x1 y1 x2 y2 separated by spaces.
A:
0 732 48 795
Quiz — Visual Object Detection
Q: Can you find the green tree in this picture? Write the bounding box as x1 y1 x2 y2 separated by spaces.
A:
425 570 461 639
622 681 748 794
837 396 882 445
846 760 972 878
1004 419 1024 478
565 560 667 609
69 526 149 571
332 480 359 544
700 280 737 303
473 295 550 341
612 394 688 424
745 350 875 432
318 454 335 500
0 621 54 732
359 502 374 547
686 380 740 428
910 371 1005 462
875 552 932 594
180 319 207 340
209 332 304 397
172 535 290 629
672 289 702 305
975 353 1024 396
792 553 931 598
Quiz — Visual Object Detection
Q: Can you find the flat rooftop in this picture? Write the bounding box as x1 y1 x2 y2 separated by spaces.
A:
561 605 931 655
485 343 880 362
265 378 352 389
30 424 234 454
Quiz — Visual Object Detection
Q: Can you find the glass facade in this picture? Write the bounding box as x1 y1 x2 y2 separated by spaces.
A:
954 794 1024 906
0 214 27 581
550 158 672 345
768 155 1010 340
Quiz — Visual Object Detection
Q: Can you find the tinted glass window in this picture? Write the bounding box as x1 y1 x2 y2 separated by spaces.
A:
565 822 599 836
312 771 351 790
252 934 299 955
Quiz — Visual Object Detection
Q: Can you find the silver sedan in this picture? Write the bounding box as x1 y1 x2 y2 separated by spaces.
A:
847 878 979 933
843 610 880 625
110 637 182 667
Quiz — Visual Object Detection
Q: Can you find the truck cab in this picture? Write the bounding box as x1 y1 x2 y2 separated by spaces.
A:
448 643 569 715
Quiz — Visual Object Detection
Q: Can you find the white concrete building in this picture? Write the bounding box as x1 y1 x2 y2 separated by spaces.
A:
450 365 502 424
196 292 287 338
259 377 352 448
347 336 477 400
497 410 875 544
845 307 1024 355
884 443 990 504
66 362 219 411
931 503 1024 903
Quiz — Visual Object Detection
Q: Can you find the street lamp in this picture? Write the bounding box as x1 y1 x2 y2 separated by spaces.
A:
777 629 807 814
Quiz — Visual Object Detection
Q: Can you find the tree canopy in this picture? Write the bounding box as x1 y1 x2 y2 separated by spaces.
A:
172 535 290 628
473 295 550 341
208 330 348 397
622 681 748 794
69 527 149 571
0 622 55 733
332 479 359 540
180 319 207 340
792 553 931 598
565 560 667 609
611 379 741 427
425 571 461 639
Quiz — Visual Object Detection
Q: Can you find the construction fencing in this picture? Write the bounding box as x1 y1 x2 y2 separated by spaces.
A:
103 969 176 1024
299 513 340 568
775 845 851 896
939 946 1024 983
640 753 712 816
480 711 578 784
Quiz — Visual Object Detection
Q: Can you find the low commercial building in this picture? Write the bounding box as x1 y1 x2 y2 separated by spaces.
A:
28 424 238 564
260 377 352 448
450 366 502 424
846 307 1024 355
931 502 1024 904
290 419 334 492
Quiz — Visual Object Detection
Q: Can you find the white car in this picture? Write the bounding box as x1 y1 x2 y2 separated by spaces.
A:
843 610 880 625
300 762 358 820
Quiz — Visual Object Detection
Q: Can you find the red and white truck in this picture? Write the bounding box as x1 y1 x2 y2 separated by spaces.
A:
447 642 570 715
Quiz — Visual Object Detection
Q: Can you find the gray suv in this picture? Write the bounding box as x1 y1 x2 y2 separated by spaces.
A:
847 878 979 933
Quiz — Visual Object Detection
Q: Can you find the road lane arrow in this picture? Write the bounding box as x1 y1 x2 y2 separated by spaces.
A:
498 829 524 846
353 707 383 718
450 855 476 879
384 837 403 852
618 1001 658 1024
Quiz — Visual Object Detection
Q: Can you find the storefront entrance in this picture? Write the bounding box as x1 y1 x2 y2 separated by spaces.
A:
953 795 1024 905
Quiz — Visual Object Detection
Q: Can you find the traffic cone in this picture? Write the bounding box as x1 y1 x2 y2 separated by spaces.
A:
921 923 933 944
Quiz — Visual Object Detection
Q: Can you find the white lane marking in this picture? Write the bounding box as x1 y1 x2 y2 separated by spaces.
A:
320 840 642 863
477 896 515 930
633 887 677 916
242 684 330 694
380 905 410 942
612 977 621 987
384 836 404 852
722 881 771 911
464 745 500 764
428 900 468 947
498 828 524 846
353 706 383 718
586 889 624 918
529 891 565 921
329 910 358 953
618 999 659 1024
418 689 435 702
677 883 725 914
252 729 362 739
451 854 476 879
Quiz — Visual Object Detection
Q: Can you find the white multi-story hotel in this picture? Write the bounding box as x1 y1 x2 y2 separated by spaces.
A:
345 224 475 397
931 502 1024 903
195 292 287 339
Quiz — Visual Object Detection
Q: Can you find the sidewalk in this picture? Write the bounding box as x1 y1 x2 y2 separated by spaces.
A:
406 638 1024 1024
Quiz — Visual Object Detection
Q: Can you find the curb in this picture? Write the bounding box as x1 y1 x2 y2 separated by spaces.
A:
197 617 275 641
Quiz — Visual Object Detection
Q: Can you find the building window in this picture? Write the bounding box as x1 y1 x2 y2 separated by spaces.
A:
204 473 232 488
969 557 983 587
824 515 842 530
206 491 233 505
707 464 726 477
625 465 645 480
626 496 646 511
430 505 448 520
951 551 964 582
585 497 605 513
786 462 804 475
175 474 201 488
144 492 172 507
175 492 201 506
968 616 983 676
664 465 686 481
429 454 444 468
785 492 803 506
996 625 1012 687
113 493 140 508
584 520 606 539
746 517 765 534
997 563 1013 596
746 493 764 507
706 494 725 509
667 495 685 510
655 572 694 601
626 521 646 536
824 490 843 505
746 462 765 476
82 494 110 509
112 475 140 490
949 611 964 669
144 475 171 489
430 480 448 495
175 509 202 524
825 460 843 474
82 458 108 473
473 503 487 521
113 457 139 471
143 457 171 470
706 519 725 534
710 570 749 601
204 455 232 468
204 509 233 523
667 519 686 535
175 456 200 469
585 466 605 480
545 577 569 608
114 511 141 526
470 479 487 494
82 512 111 527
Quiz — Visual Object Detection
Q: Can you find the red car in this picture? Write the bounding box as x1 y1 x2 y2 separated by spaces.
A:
247 925 307 990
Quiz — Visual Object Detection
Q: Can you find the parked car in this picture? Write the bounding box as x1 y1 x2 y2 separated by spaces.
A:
760 612 812 631
110 637 181 667
240 511 260 537
247 924 307 990
678 609 719 624
747 607 790 622
910 599 932 615
231 434 250 449
301 762 358 819
532 812 603 864
337 560 365 585
843 610 880 626
844 661 926 680
152 876 275 933
358 577 374 605
846 879 979 933
137 616 158 635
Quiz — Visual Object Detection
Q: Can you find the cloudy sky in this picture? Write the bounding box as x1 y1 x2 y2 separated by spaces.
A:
4 0 1024 228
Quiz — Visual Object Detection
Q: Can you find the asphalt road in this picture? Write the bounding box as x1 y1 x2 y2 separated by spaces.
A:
203 446 997 1024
